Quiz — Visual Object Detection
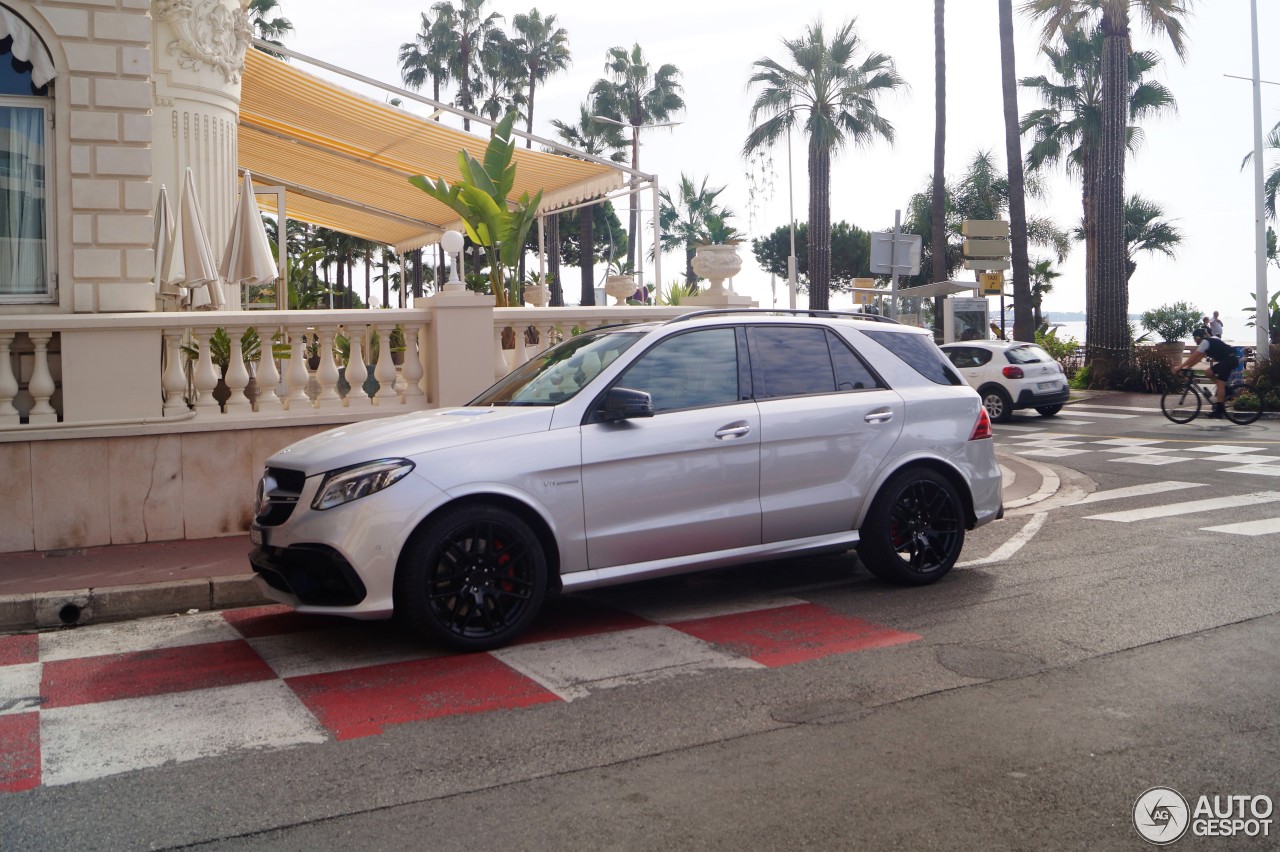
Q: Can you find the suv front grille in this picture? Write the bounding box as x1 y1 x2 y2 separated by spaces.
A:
255 466 306 526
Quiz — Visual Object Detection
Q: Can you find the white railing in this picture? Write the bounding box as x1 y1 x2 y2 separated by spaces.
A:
491 305 693 378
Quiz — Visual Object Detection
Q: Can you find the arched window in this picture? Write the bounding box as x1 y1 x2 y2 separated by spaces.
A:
1 6 54 302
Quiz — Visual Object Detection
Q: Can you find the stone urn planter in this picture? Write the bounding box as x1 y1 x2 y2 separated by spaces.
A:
691 243 743 296
522 284 548 307
605 274 637 306
1154 340 1187 367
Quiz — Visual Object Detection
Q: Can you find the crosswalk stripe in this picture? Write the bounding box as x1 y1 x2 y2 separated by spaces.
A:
1085 491 1280 522
1077 481 1206 505
1057 410 1139 419
1202 517 1280 537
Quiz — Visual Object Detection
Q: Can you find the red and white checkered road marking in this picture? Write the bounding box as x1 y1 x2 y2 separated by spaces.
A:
0 595 920 791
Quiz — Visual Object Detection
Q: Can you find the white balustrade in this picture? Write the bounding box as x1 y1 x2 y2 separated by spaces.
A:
0 333 19 426
25 332 57 425
162 331 188 417
222 326 253 415
283 333 310 410
254 328 283 413
314 326 343 409
344 326 369 405
399 325 425 402
374 323 399 406
190 328 221 418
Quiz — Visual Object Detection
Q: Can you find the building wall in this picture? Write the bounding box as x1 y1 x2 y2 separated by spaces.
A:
0 423 329 553
9 0 156 315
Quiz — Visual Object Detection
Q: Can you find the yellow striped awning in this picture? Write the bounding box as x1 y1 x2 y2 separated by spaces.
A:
238 49 624 254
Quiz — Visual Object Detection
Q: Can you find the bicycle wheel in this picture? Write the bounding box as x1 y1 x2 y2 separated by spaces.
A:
1161 384 1201 424
1224 383 1263 425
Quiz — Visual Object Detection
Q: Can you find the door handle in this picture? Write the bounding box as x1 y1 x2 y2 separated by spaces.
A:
864 409 893 424
714 422 751 439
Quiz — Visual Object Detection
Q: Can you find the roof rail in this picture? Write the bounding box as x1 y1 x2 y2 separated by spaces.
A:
664 308 900 325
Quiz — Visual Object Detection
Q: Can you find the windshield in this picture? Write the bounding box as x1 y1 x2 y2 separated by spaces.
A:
470 329 644 406
1005 345 1052 365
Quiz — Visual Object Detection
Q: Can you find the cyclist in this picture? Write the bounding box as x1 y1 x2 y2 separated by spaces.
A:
1179 327 1240 419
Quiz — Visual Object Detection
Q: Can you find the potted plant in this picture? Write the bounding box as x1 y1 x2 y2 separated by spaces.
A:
692 212 745 296
1140 301 1201 365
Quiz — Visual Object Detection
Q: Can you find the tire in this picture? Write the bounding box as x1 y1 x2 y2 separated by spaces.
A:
1035 404 1062 417
980 387 1014 423
1225 383 1263 426
1161 385 1201 424
857 468 965 586
396 505 548 652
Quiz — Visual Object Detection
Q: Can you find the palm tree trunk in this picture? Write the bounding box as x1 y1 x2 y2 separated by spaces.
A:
1082 155 1098 357
931 0 947 338
1095 15 1131 382
580 207 596 305
685 247 696 288
808 140 831 311
525 77 536 149
626 132 640 272
548 213 564 306
381 253 389 308
999 0 1033 343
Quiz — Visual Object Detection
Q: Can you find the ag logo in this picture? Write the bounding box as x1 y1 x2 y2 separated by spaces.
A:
1134 787 1190 844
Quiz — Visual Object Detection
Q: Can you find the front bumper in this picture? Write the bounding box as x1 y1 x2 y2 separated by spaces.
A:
249 537 368 607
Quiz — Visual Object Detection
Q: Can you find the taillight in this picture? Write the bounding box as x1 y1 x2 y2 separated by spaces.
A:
1002 365 1024 379
969 406 992 440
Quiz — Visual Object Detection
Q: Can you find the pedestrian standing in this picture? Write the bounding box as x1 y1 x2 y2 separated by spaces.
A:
1210 311 1224 338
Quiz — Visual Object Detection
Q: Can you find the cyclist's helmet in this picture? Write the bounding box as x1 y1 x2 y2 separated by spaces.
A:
1192 327 1207 341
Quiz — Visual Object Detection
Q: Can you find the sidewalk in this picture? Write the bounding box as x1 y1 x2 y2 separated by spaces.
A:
0 392 1149 635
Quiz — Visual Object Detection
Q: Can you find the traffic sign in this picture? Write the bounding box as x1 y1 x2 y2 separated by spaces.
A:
961 219 1010 238
963 238 1011 258
870 231 922 275
978 272 1004 295
963 258 1011 271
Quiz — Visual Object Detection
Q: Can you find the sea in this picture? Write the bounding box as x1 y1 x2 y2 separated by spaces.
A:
1043 314 1261 347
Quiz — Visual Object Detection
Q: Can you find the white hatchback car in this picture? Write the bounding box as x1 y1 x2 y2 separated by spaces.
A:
250 311 1003 650
940 341 1070 423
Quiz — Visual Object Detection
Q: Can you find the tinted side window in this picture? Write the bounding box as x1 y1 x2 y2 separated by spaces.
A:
862 330 963 386
615 328 740 412
1005 345 1051 365
749 326 837 398
827 330 884 390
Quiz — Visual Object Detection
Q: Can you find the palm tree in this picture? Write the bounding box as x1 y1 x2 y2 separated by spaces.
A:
658 174 731 286
1028 258 1061 330
931 0 947 334
247 0 293 56
1020 25 1175 357
399 11 456 108
999 0 1033 343
1025 0 1191 376
589 44 685 272
1242 117 1280 222
745 19 906 311
1122 194 1182 281
431 0 505 131
550 105 628 305
475 34 524 122
510 10 571 148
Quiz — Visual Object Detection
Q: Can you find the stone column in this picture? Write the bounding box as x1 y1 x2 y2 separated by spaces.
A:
152 0 250 283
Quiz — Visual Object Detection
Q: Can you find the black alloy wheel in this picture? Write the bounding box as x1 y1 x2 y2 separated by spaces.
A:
1224 383 1263 425
397 505 547 651
857 468 965 585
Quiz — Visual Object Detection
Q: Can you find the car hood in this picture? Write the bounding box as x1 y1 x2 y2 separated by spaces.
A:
267 406 556 474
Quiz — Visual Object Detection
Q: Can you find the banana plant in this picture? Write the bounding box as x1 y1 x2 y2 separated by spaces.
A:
409 112 544 307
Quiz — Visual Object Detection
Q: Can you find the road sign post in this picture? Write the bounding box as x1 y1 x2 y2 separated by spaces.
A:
871 210 922 320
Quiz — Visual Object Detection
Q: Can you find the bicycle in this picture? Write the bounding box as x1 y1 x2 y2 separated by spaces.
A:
1160 369 1262 425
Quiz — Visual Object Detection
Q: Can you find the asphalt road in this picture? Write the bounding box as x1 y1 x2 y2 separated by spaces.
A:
4 403 1279 850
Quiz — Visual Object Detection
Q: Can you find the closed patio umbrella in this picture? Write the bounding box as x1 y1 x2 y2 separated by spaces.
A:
152 184 182 308
221 170 278 307
178 166 224 309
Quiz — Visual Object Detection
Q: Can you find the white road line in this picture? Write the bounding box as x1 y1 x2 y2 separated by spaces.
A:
1202 517 1280 536
1221 464 1280 476
1057 410 1140 419
1085 491 1280 523
1077 481 1206 505
39 612 242 662
1185 445 1271 454
1068 403 1163 413
957 512 1048 567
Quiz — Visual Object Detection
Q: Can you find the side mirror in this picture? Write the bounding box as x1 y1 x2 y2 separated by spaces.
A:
598 386 654 422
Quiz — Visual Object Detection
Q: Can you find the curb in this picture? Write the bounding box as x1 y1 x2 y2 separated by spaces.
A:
0 575 271 634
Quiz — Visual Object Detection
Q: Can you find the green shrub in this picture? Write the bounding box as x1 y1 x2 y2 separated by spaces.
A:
1139 301 1201 343
1243 344 1280 412
1035 329 1080 380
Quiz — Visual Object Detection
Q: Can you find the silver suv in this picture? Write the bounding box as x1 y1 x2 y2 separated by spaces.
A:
250 310 1002 650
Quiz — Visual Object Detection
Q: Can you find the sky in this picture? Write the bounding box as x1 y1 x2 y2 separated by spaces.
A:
275 0 1278 322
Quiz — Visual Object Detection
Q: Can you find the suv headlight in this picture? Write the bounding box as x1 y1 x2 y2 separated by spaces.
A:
312 459 415 510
